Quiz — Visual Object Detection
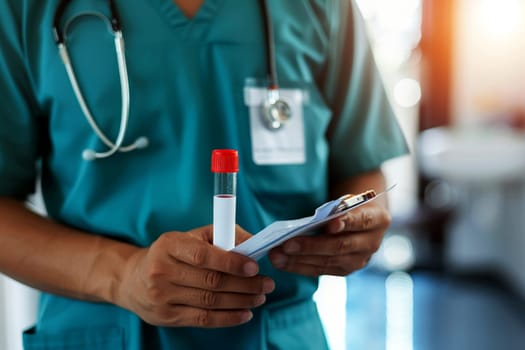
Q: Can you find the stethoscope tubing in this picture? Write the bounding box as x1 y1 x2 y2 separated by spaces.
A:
58 21 129 151
258 0 278 90
54 6 147 160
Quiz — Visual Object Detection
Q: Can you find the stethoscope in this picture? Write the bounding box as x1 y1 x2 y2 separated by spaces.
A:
258 0 292 131
53 0 291 161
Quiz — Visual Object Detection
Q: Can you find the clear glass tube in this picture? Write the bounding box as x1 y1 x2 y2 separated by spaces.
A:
214 172 237 197
213 172 237 250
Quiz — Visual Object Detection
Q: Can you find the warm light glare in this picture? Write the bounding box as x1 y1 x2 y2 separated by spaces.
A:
356 0 422 70
378 0 421 29
357 0 421 25
476 0 524 37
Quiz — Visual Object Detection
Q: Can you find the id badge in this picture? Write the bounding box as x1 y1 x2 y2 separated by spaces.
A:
244 85 306 165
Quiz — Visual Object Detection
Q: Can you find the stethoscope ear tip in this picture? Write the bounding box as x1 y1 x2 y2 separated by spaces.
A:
82 149 97 161
81 136 148 161
134 136 149 149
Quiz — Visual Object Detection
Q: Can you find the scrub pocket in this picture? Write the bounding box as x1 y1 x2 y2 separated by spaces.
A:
23 326 125 350
264 300 329 350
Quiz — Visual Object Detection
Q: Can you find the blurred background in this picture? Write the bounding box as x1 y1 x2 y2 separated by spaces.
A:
2 0 525 349
340 0 525 349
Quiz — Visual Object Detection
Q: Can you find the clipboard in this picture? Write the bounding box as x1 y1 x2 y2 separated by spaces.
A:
232 186 394 260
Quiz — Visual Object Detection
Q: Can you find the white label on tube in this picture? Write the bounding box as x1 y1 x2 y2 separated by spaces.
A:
213 195 236 250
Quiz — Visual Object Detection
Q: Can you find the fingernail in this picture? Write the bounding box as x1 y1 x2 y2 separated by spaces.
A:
271 253 288 268
335 220 345 233
254 294 266 306
243 262 258 276
284 241 300 253
241 311 253 323
263 278 275 293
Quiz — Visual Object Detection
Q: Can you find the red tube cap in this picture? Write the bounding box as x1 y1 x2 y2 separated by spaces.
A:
211 149 238 173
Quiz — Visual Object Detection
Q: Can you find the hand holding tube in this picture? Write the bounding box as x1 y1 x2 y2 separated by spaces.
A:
116 225 275 328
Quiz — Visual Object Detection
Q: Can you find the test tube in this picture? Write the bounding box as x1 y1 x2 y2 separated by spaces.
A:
211 149 238 250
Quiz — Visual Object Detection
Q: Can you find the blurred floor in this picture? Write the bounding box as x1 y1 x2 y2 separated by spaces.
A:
346 268 525 350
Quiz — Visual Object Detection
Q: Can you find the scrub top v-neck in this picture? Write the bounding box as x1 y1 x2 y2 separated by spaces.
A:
151 0 225 35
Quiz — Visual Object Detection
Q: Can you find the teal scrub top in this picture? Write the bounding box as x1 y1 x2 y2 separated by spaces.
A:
0 0 408 349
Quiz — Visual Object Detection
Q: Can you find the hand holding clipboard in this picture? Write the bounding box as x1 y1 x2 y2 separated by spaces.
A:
232 186 394 260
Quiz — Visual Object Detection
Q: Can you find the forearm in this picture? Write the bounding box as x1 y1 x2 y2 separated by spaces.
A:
0 197 139 304
330 168 388 208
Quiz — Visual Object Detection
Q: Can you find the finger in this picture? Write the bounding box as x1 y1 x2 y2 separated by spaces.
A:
166 286 267 310
276 230 383 256
269 251 370 272
170 263 275 294
164 233 260 277
155 305 254 328
188 224 253 245
325 206 391 234
188 224 214 243
234 225 254 245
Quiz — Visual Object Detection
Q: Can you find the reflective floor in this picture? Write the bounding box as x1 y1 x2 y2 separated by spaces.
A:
345 269 525 350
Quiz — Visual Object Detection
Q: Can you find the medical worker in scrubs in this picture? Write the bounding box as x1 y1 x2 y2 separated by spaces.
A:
0 0 408 349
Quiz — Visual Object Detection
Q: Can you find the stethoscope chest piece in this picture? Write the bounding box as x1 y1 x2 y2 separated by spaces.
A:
262 89 291 131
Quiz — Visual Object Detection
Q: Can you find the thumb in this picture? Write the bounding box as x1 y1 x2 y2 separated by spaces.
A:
235 225 254 244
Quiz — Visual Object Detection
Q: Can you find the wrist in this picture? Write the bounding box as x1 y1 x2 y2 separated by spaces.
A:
111 246 147 312
82 237 140 305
